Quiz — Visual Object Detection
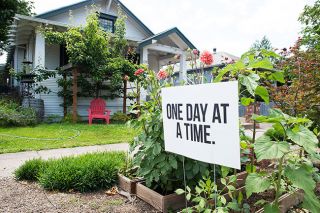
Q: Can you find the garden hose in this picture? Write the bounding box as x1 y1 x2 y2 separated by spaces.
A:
0 129 81 141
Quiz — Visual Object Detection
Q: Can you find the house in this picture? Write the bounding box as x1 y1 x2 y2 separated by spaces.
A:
5 0 196 119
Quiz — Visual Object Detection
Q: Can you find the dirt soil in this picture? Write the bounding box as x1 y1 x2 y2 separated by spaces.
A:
0 178 159 213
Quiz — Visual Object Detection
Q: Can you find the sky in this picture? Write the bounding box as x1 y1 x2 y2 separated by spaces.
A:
0 0 315 63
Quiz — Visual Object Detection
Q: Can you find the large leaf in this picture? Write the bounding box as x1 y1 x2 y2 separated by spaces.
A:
248 58 273 70
284 165 320 212
302 192 320 213
239 73 259 96
245 173 271 198
286 125 318 154
255 86 269 104
264 203 280 213
255 135 290 161
284 165 316 193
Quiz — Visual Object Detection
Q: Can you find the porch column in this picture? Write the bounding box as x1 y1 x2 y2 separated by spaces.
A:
72 67 78 123
140 48 148 65
34 30 45 68
179 52 187 82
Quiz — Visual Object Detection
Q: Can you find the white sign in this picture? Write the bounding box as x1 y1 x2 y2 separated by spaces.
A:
161 81 240 169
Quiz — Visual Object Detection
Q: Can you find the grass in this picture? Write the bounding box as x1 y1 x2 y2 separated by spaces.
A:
15 151 126 192
0 123 135 154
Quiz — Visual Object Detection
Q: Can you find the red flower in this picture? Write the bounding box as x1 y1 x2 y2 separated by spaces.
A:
192 49 199 55
200 50 214 65
134 68 144 76
157 70 168 80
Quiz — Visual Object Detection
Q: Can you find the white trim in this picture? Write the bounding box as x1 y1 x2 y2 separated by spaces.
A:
144 43 183 55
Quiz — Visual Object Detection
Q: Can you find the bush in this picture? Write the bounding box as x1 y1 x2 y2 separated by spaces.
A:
0 100 37 127
14 158 47 181
38 152 125 192
111 111 131 123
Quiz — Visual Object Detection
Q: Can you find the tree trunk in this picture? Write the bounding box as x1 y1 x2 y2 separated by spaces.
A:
72 68 78 123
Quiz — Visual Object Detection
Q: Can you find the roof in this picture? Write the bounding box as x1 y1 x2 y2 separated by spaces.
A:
36 0 154 36
138 27 196 50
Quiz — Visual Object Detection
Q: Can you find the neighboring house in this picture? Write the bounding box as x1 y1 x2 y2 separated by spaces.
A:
5 0 196 118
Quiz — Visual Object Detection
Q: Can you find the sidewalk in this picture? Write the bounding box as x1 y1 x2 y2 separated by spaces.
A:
0 143 129 178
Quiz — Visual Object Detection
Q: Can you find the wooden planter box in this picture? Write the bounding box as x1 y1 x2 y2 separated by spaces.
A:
255 189 304 213
118 174 143 194
136 182 186 213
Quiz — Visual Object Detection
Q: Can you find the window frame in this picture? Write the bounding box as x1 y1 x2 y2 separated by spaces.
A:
99 13 117 33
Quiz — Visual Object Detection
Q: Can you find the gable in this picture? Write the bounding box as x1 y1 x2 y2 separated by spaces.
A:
36 0 153 41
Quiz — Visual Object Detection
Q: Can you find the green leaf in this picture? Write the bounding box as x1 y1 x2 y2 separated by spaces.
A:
255 86 269 104
239 73 259 96
286 125 318 154
221 178 226 186
245 173 271 198
199 198 206 208
175 188 185 195
264 203 280 213
284 165 316 193
254 135 290 161
152 143 161 155
168 156 178 169
221 166 230 178
270 71 285 83
248 58 273 70
302 192 320 213
240 97 254 106
245 164 257 173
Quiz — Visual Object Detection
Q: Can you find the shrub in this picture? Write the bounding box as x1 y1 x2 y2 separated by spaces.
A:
111 111 131 123
14 158 47 181
0 100 37 126
38 152 125 192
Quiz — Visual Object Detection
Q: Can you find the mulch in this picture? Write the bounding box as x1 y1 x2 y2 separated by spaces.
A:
0 178 159 213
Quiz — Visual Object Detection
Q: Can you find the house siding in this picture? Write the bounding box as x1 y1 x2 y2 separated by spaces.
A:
45 0 149 41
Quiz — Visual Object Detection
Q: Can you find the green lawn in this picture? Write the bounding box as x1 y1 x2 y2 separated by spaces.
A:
0 123 135 154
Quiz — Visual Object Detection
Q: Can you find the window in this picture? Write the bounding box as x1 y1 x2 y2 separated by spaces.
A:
99 13 117 33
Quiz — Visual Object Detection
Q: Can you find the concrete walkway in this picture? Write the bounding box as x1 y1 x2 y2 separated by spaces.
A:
0 143 129 178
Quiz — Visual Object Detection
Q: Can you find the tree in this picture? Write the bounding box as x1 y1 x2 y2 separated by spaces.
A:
299 0 320 50
269 39 320 128
250 36 273 51
43 8 137 115
0 0 34 54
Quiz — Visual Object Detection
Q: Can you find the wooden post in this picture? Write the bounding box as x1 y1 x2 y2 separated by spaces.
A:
72 67 78 123
63 72 67 118
123 80 127 114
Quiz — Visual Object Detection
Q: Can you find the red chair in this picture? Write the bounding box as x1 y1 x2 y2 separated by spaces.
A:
88 98 111 124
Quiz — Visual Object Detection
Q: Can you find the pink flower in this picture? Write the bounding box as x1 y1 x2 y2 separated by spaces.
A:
157 70 168 80
200 50 214 65
192 49 199 55
134 68 144 76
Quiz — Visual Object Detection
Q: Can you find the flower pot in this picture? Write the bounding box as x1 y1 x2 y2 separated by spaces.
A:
136 182 186 213
117 174 143 194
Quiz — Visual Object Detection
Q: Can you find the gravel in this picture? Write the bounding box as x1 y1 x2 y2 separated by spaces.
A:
0 178 159 213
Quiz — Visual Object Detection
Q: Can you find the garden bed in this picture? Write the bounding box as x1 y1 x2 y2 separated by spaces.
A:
118 174 143 194
136 182 186 213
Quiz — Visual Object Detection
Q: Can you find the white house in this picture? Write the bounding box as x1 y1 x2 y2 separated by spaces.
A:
5 0 196 119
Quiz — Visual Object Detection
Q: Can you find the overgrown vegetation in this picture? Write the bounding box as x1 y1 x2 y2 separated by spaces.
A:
0 99 37 127
15 152 126 192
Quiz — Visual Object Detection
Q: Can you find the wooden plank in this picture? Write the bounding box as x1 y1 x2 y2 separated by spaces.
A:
72 68 78 123
118 174 141 194
136 183 163 211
